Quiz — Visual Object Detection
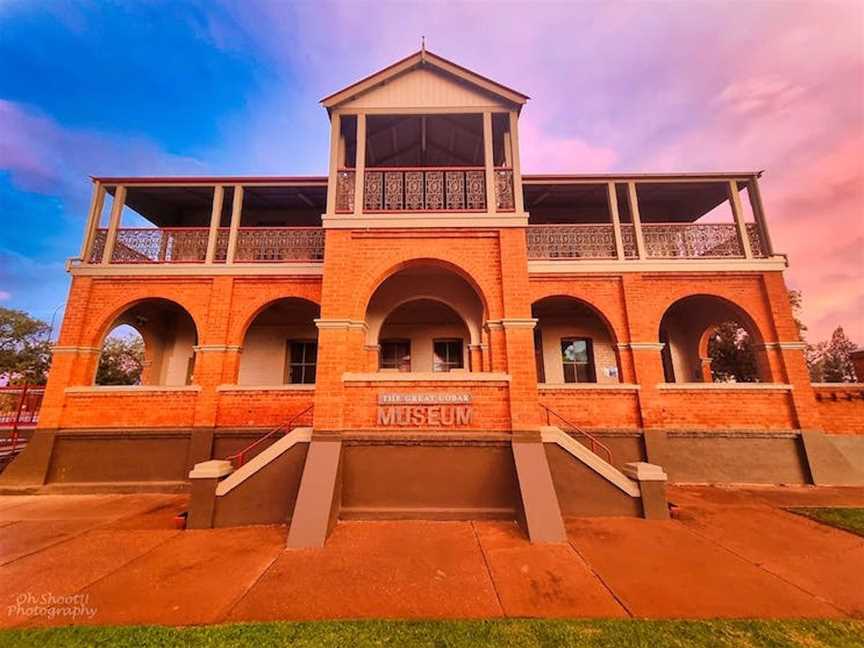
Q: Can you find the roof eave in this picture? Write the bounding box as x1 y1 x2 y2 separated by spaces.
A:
320 49 529 115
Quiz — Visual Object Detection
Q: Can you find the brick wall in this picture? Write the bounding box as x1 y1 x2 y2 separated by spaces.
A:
41 232 822 436
813 385 864 435
539 387 642 429
61 390 199 428
342 381 511 431
215 389 315 428
653 388 797 430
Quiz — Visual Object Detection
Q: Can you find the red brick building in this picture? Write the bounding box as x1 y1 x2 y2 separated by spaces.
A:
3 50 862 544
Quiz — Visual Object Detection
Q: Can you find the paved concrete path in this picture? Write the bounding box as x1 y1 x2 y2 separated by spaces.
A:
0 485 862 627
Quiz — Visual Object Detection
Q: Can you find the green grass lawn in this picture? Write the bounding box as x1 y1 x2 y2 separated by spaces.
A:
789 507 864 538
1 620 863 648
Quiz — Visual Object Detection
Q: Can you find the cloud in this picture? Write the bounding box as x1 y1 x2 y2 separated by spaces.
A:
518 121 617 173
1 1 861 344
0 290 11 301
0 99 207 200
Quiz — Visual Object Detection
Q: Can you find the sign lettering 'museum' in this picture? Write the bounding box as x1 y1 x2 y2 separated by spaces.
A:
376 393 472 427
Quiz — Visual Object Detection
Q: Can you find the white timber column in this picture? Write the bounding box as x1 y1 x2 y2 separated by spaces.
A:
508 111 525 213
353 113 366 217
325 113 341 217
606 182 625 260
728 180 753 259
746 175 773 256
626 182 647 259
225 185 244 264
80 181 106 263
482 111 497 213
204 185 224 264
101 185 126 265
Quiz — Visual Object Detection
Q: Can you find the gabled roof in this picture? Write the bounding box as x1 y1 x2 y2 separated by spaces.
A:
320 48 529 113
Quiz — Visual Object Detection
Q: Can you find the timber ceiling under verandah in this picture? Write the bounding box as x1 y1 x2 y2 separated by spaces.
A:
96 173 756 227
523 177 757 224
360 114 510 167
103 182 327 228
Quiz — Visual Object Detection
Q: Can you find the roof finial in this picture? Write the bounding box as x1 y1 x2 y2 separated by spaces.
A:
421 35 426 54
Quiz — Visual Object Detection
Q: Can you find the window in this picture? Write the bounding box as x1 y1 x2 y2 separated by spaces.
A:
561 338 596 383
433 339 464 372
286 341 317 384
380 339 411 372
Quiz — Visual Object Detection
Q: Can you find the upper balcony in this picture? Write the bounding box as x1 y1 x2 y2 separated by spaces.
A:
75 178 328 273
326 112 520 226
523 173 777 266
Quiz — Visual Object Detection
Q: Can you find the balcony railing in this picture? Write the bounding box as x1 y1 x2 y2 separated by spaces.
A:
88 227 323 264
334 167 515 213
526 224 619 259
528 223 767 260
233 227 324 262
365 167 487 212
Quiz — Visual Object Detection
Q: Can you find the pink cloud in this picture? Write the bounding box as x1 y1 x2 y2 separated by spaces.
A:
518 120 617 173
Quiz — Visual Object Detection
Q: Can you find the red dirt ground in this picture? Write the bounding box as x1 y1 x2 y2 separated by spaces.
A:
1 485 863 627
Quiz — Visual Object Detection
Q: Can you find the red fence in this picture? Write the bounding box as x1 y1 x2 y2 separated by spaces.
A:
0 384 45 453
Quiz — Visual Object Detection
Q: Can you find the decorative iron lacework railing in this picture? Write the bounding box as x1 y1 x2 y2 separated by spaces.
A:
87 228 211 263
363 167 486 212
88 227 323 263
494 168 515 211
334 169 355 213
526 224 618 259
233 227 324 262
530 223 767 260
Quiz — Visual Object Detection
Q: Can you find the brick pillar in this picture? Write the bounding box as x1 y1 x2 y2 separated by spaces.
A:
503 321 541 433
364 345 380 372
485 325 508 372
192 277 233 428
761 272 822 430
619 275 664 429
616 345 637 384
312 325 348 433
38 277 97 429
468 344 483 372
497 228 542 433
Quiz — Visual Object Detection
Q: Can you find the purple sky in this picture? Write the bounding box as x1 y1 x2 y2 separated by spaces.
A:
0 1 861 343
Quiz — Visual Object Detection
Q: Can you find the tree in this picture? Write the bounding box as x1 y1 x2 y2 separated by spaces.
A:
708 321 758 382
0 307 52 385
788 289 807 338
808 327 858 383
95 333 145 385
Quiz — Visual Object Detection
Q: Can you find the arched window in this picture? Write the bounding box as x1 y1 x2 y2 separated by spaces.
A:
365 263 485 372
238 299 320 385
531 297 620 385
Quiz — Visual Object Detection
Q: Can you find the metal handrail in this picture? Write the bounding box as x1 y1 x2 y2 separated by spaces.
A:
363 165 485 171
539 403 614 465
224 405 313 468
0 384 45 455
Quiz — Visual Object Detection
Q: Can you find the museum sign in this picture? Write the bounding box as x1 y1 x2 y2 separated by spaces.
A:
377 393 472 426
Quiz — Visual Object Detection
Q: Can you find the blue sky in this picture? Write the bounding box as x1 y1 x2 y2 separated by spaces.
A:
0 1 861 342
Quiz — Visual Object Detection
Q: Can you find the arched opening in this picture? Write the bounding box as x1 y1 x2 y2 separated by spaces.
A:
238 298 321 385
531 297 621 384
366 263 485 372
95 299 198 386
379 299 471 372
658 295 769 383
95 324 145 385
